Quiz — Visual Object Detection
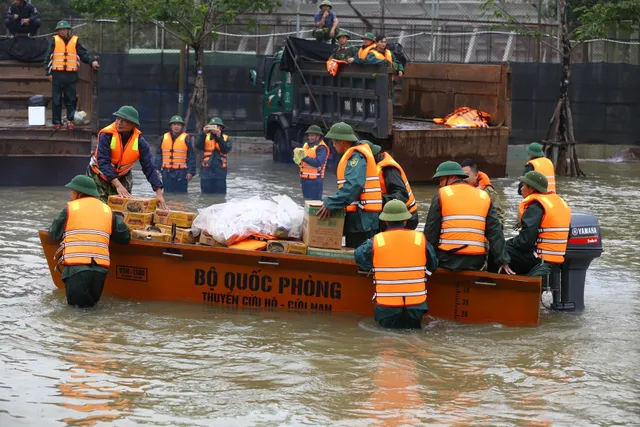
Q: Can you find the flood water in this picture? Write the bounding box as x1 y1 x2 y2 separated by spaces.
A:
1 153 639 426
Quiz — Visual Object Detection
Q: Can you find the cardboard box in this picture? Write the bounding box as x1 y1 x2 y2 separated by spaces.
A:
131 229 171 243
153 209 196 228
306 247 355 261
266 240 307 255
155 223 197 244
108 196 157 213
198 230 225 247
114 211 154 230
302 201 345 250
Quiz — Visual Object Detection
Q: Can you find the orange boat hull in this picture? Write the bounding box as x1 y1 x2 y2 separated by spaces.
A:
38 230 541 326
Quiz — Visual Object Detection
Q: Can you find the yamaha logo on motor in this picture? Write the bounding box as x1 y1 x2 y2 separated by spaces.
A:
571 226 598 236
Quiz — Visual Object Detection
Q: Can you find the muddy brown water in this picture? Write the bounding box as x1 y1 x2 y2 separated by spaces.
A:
1 154 639 426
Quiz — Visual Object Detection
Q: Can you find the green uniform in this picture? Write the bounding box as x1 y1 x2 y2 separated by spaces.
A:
323 143 379 248
331 44 358 61
354 224 439 326
423 181 510 271
50 205 130 307
44 35 96 125
484 185 506 229
504 202 545 274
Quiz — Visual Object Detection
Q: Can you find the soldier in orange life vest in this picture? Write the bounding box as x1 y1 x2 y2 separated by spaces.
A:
424 161 513 273
353 32 384 64
505 171 571 275
44 20 99 130
88 105 168 209
373 35 404 79
49 175 130 308
364 141 419 230
155 115 196 193
296 125 329 200
195 117 232 194
518 142 556 195
460 159 506 229
317 122 382 248
355 200 438 329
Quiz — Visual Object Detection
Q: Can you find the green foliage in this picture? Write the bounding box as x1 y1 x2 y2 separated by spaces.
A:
70 0 282 43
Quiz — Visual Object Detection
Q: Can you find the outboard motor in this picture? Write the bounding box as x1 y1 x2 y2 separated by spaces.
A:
548 212 604 311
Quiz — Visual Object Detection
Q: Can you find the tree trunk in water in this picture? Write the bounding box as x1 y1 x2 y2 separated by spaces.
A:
184 43 207 134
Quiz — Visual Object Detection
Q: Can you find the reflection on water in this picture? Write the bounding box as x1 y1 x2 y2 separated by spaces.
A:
0 155 639 426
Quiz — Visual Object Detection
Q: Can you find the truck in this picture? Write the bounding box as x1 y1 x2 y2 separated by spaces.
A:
251 37 512 182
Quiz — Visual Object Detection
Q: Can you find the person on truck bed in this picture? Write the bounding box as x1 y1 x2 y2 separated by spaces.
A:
330 29 357 62
503 171 571 275
365 141 419 231
424 161 513 274
355 200 438 329
195 117 232 195
155 115 196 194
4 0 40 36
460 159 506 229
373 35 404 78
49 175 131 308
518 142 556 195
297 125 329 200
317 122 382 248
354 32 384 64
313 0 339 43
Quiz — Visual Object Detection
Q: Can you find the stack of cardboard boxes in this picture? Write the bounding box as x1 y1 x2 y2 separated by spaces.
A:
301 201 354 260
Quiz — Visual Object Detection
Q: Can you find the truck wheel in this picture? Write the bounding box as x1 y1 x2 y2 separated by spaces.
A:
274 128 292 163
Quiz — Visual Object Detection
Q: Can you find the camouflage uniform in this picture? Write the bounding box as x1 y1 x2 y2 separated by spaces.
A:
331 44 358 61
87 167 134 204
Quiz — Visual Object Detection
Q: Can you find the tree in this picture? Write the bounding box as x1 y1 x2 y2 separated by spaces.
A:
71 0 281 131
481 0 640 177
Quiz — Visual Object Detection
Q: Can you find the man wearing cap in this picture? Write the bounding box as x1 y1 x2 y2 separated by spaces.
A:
518 142 556 195
355 200 438 329
88 105 168 209
365 141 419 230
330 29 357 62
313 0 339 43
424 161 513 273
506 171 571 274
460 159 506 229
296 125 329 200
49 175 131 308
44 20 99 130
317 122 382 248
4 0 41 36
354 33 385 64
195 117 232 194
155 115 196 193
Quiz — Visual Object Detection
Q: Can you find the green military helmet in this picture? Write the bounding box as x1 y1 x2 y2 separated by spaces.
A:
324 122 358 142
364 140 382 156
305 125 324 135
335 29 350 39
208 117 225 127
55 20 72 30
379 200 412 222
432 161 469 179
319 0 332 9
169 115 184 125
65 174 100 198
518 170 548 194
362 32 376 41
527 142 545 158
113 105 140 126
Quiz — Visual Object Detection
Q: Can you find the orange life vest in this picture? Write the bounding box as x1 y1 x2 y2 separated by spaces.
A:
527 157 556 193
518 193 571 264
90 123 141 180
476 171 494 190
299 141 329 180
376 152 417 214
372 229 430 307
54 197 113 269
358 44 377 59
326 58 348 76
336 144 383 213
438 183 491 255
382 49 393 62
433 107 491 128
51 35 79 72
203 134 229 168
161 132 189 169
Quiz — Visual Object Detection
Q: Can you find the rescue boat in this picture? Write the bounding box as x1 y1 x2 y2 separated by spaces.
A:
38 230 542 326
